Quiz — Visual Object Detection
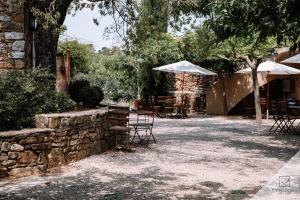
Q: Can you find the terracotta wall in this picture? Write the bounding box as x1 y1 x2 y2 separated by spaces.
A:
206 74 268 115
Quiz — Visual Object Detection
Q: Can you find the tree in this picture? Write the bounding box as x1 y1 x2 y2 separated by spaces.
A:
59 40 95 76
21 0 137 71
171 0 300 123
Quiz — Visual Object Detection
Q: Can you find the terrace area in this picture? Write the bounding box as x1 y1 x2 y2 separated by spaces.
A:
0 116 299 199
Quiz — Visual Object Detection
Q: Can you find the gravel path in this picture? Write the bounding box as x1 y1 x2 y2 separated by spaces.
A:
0 116 299 200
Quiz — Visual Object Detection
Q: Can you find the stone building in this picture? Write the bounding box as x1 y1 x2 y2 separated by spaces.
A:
0 0 25 69
168 73 214 113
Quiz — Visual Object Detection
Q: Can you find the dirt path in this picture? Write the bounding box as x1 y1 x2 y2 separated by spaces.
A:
0 116 299 199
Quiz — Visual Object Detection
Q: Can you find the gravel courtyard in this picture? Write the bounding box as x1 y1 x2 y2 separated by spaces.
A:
0 116 299 200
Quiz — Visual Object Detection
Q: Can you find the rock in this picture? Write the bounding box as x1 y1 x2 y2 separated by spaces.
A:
35 115 49 128
52 141 66 147
77 149 87 160
60 117 71 129
71 134 79 139
12 40 25 51
1 142 11 152
19 137 38 144
70 139 79 146
48 148 65 168
11 15 24 23
38 152 47 165
0 14 10 22
2 160 16 167
9 167 40 178
43 136 53 143
10 144 24 151
20 151 38 164
8 152 19 159
4 32 24 40
0 43 6 51
48 117 61 129
31 143 51 151
79 130 88 139
0 154 8 161
13 59 25 69
66 151 78 163
9 51 24 59
0 167 8 178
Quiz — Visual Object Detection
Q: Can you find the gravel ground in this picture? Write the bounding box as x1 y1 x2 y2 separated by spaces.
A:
0 115 299 200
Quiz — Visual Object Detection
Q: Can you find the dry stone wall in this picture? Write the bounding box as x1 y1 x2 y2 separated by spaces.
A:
0 109 118 179
0 0 25 69
168 73 214 112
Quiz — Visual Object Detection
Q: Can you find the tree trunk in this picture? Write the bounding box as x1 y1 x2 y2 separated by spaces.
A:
35 25 59 72
244 56 262 124
252 67 262 124
29 0 73 71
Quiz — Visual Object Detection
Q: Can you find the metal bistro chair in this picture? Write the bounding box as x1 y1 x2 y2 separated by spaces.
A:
269 100 297 134
107 105 131 149
130 107 156 144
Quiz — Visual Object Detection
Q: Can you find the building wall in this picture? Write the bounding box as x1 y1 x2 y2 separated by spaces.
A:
206 74 268 115
168 73 214 112
0 0 25 69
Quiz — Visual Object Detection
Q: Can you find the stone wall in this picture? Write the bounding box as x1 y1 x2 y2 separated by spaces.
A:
168 73 214 112
0 0 25 69
0 109 118 179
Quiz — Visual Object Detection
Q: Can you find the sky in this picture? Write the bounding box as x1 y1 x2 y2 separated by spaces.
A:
60 5 202 52
60 7 121 51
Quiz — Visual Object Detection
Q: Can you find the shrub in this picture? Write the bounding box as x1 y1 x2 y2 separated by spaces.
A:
68 79 90 103
68 80 104 108
0 69 75 131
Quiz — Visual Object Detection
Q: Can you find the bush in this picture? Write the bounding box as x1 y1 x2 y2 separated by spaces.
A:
0 69 75 131
68 79 90 103
68 80 104 108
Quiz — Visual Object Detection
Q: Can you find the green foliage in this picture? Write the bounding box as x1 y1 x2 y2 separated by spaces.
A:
134 34 184 103
68 79 104 108
133 0 169 44
68 79 90 103
0 69 75 131
179 28 217 64
75 52 138 102
59 40 95 76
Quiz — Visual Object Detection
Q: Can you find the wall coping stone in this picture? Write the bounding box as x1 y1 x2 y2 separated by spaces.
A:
0 128 53 138
36 108 107 118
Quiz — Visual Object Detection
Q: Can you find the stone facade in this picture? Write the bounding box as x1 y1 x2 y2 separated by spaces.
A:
168 73 214 112
0 0 25 69
0 109 120 179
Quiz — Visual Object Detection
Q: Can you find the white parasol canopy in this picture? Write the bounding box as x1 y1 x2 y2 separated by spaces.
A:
153 61 217 75
153 61 216 117
235 61 300 75
236 61 300 120
281 54 300 64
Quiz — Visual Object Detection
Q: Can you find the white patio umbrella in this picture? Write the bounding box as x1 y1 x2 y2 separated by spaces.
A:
153 61 217 116
236 61 300 119
281 54 300 64
153 61 217 75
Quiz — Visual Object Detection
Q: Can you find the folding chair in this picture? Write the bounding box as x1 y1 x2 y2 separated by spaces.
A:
269 100 281 133
130 107 156 144
107 105 131 149
270 100 297 134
